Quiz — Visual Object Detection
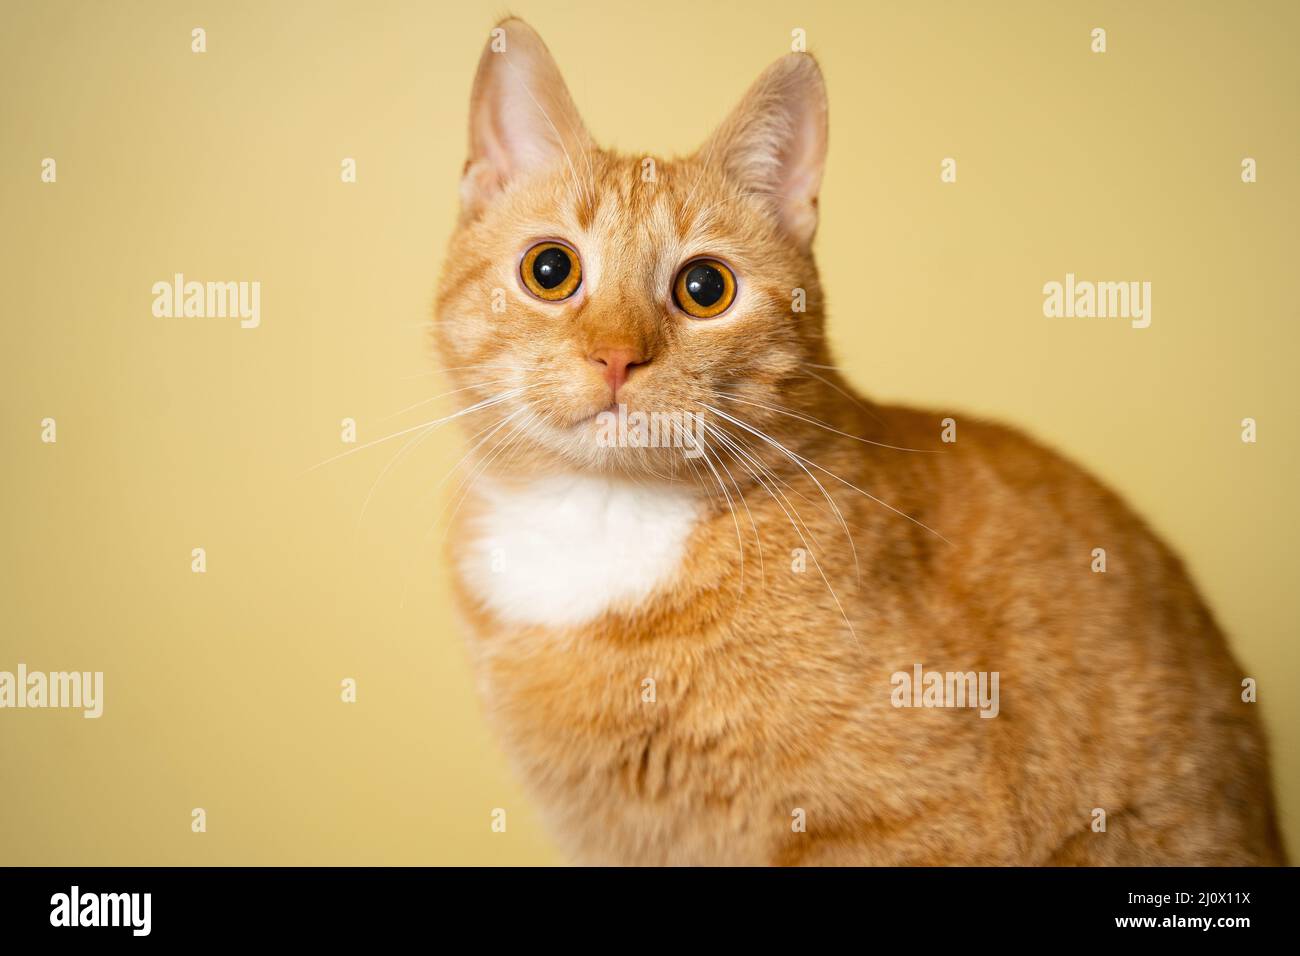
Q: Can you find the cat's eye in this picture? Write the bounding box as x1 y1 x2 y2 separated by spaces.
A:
673 258 737 319
520 240 582 301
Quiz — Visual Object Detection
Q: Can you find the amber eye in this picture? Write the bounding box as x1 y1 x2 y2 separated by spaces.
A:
673 259 737 319
520 241 582 301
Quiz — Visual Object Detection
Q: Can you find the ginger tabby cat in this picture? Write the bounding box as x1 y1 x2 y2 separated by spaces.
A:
433 18 1285 865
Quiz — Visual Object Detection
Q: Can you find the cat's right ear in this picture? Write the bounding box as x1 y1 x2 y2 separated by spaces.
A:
460 18 592 219
698 53 828 250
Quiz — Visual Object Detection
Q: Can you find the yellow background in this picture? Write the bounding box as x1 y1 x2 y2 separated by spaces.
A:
1 0 1295 864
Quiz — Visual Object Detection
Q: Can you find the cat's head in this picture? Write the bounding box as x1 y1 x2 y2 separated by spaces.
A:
434 18 830 480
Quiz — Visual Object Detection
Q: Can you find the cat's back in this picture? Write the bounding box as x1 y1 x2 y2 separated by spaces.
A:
864 403 1284 864
871 402 1233 662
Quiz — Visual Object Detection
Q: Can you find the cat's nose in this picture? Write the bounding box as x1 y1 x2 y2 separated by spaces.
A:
588 346 647 396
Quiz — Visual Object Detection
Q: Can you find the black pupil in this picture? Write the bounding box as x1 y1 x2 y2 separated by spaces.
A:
532 247 572 289
685 264 725 307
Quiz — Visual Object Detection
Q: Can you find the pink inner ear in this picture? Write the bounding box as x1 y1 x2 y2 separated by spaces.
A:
494 85 562 176
702 53 827 247
463 71 550 211
777 119 826 243
782 115 824 201
469 70 527 184
462 25 592 214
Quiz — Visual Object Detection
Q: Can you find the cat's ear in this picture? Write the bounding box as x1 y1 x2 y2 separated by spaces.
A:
460 18 592 218
699 53 828 248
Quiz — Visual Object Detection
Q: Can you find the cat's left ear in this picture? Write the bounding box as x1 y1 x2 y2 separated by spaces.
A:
698 53 828 249
460 18 592 219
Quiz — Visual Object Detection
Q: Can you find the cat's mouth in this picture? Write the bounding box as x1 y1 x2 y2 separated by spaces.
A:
571 401 620 428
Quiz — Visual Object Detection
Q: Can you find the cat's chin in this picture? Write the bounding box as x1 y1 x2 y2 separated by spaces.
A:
502 401 705 480
527 437 700 480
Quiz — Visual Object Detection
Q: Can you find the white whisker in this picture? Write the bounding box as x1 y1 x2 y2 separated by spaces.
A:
705 402 951 546
705 405 861 586
716 392 936 454
701 416 860 649
380 378 514 422
304 387 530 473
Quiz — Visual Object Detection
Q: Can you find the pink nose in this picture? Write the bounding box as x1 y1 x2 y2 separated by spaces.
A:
588 346 646 396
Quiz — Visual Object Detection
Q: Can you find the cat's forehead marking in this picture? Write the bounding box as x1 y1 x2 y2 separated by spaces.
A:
533 157 753 304
564 175 687 291
580 161 720 251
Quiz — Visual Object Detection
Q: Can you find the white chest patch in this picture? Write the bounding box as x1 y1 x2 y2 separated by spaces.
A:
460 474 702 628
